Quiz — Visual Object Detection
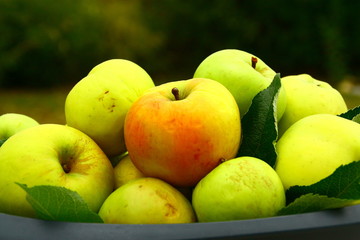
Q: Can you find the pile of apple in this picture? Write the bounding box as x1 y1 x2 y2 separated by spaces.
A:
0 49 359 224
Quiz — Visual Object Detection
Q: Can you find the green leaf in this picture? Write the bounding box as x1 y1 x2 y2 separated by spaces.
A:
277 193 354 216
236 73 281 167
286 161 360 204
338 105 360 123
353 114 360 124
17 183 103 223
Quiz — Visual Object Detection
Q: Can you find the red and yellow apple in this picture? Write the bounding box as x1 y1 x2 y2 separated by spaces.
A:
124 78 241 187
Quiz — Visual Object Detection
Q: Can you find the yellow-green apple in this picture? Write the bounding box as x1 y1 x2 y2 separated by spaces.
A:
275 114 360 190
65 59 155 157
194 49 287 119
113 154 193 200
278 74 348 135
0 124 115 218
192 156 285 222
99 177 196 224
0 113 39 146
124 78 241 187
113 153 146 189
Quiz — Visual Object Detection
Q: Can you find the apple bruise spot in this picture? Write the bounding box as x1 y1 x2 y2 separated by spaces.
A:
109 104 116 112
172 87 180 101
251 56 258 69
155 189 178 217
165 203 177 217
98 90 116 112
98 90 109 101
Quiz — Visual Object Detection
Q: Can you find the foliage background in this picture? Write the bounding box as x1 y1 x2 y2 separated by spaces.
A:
0 0 359 123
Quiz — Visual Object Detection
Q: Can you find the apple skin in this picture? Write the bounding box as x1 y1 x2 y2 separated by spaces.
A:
278 74 348 135
98 177 196 224
113 153 195 201
275 114 360 190
193 49 287 120
65 59 155 157
0 113 39 146
192 156 286 222
113 154 193 200
0 124 115 218
124 78 241 187
113 153 146 189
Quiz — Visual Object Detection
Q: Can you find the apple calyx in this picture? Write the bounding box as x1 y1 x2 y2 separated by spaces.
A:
251 57 258 69
61 156 75 173
172 87 180 101
62 163 71 173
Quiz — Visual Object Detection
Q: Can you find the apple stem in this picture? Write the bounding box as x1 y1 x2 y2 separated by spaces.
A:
172 87 180 100
251 57 258 69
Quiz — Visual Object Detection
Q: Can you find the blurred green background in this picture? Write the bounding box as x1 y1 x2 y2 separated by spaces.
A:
0 0 359 124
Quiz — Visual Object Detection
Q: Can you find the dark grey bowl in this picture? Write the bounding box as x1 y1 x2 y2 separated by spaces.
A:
1 205 360 240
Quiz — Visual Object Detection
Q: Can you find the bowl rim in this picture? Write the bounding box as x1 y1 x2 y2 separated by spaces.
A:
1 204 360 240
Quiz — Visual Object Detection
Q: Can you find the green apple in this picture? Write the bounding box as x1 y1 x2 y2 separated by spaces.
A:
98 177 196 224
192 156 286 222
0 113 39 146
65 59 155 157
124 78 241 187
0 124 115 218
194 49 287 119
275 114 360 189
278 74 348 135
113 153 146 189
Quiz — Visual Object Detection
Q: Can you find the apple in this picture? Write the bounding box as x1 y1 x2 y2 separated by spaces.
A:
113 154 193 201
275 114 360 190
0 124 115 218
278 74 348 135
192 156 286 222
98 177 196 224
113 153 146 189
124 78 241 187
0 113 39 146
65 59 155 157
193 49 287 119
